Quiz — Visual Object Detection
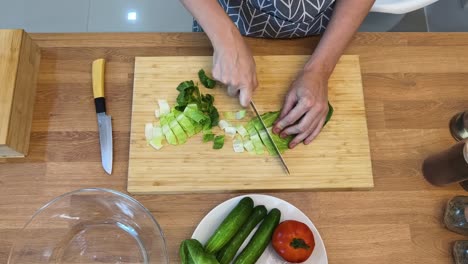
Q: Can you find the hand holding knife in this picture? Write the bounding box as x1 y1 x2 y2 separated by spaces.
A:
92 59 113 175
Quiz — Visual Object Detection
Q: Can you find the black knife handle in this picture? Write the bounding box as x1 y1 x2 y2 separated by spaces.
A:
95 97 106 113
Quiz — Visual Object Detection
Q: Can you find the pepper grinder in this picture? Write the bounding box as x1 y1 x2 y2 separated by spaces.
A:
450 111 468 141
453 241 468 264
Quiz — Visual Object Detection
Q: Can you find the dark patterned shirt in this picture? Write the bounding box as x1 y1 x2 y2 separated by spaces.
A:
194 0 336 38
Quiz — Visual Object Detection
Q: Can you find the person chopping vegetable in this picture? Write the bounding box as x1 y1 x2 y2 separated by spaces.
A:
180 0 375 148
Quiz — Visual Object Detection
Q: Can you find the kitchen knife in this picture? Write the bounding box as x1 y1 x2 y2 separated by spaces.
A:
250 101 290 175
92 58 113 175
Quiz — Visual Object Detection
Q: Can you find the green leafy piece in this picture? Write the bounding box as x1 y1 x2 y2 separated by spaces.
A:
245 122 257 137
175 80 201 111
176 113 196 137
213 135 225 150
198 69 216 89
184 106 209 124
325 101 334 126
170 120 187 144
203 133 215 143
269 128 293 154
260 111 280 127
235 110 247 120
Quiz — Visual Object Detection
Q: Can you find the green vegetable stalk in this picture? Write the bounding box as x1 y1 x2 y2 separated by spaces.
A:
198 69 216 89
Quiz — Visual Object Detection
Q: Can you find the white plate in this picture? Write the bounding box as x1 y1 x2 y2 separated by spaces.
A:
192 194 328 264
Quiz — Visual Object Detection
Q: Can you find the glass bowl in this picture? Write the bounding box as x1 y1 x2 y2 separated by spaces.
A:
8 188 168 264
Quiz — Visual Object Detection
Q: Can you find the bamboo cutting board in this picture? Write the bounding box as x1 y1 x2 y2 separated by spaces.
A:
128 55 373 194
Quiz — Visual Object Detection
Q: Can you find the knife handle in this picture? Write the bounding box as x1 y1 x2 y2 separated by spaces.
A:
92 59 106 113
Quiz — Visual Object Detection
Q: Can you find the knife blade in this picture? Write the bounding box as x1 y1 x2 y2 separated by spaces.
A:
250 101 290 175
92 58 113 175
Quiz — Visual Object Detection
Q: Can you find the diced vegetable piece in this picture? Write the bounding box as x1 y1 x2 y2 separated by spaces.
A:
170 120 187 144
145 123 153 142
236 125 248 138
158 99 170 116
233 139 244 153
203 133 215 142
184 106 209 124
198 69 216 89
235 109 247 120
258 130 276 155
162 124 177 145
219 120 230 130
176 113 196 137
225 127 237 138
160 116 168 127
149 133 164 150
154 109 161 118
223 111 236 120
152 125 162 138
213 135 225 149
243 140 255 153
250 134 265 155
246 123 257 137
186 103 198 110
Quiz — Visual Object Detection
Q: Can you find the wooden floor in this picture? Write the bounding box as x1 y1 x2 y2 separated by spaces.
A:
1 33 467 263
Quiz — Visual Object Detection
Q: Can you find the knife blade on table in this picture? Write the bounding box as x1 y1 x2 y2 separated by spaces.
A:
92 59 113 175
250 101 290 175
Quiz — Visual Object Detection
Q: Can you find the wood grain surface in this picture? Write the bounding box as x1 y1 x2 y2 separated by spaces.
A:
129 55 372 193
0 30 40 157
1 33 468 264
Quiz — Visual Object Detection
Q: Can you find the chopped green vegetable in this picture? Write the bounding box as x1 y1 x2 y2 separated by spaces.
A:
325 101 334 126
170 120 187 144
145 123 153 142
260 111 280 127
213 135 225 150
258 130 276 155
245 122 257 137
198 69 216 89
158 99 170 116
235 110 246 120
203 133 215 142
176 113 196 137
269 128 293 154
162 124 177 145
223 111 236 120
233 138 244 153
250 134 264 155
243 140 255 153
236 125 248 138
184 106 209 124
224 127 237 138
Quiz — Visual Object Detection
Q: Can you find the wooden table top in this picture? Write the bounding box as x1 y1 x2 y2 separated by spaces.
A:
1 32 467 263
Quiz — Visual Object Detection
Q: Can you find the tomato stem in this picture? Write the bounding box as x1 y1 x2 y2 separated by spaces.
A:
290 238 310 250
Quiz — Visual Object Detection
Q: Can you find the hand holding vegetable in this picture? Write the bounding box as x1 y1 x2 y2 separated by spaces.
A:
273 64 329 149
212 34 258 108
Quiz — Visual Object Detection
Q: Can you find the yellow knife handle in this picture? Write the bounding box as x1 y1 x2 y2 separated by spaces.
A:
92 59 106 99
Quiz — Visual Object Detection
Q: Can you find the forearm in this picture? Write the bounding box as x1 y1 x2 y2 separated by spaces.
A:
180 0 241 47
306 0 375 76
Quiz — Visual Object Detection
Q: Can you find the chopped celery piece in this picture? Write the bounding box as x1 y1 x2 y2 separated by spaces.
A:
203 133 215 142
160 116 168 127
223 111 236 120
325 102 334 126
213 135 225 149
158 99 170 116
250 134 264 155
176 113 196 137
236 109 247 120
224 127 237 138
233 138 244 153
154 109 161 118
162 125 177 145
246 122 257 136
186 103 198 110
236 125 248 138
184 106 208 124
203 129 212 135
243 140 255 153
170 120 187 144
269 128 293 154
258 130 276 155
149 127 164 150
145 123 153 142
218 120 230 130
260 111 280 127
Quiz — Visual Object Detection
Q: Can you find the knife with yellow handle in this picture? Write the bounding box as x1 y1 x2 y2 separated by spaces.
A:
92 58 113 175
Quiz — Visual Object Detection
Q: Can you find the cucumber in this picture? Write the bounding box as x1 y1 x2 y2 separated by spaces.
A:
205 197 254 254
216 205 267 264
232 208 281 264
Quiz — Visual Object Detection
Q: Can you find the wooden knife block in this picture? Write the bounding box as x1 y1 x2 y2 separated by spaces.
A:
0 30 41 158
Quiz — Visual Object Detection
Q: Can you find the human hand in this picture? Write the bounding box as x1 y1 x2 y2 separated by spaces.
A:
273 67 329 149
211 35 258 107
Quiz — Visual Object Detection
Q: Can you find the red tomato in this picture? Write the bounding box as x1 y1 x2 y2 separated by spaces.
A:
272 220 315 263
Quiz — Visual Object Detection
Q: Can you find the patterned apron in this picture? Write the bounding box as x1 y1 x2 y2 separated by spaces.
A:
194 0 336 38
